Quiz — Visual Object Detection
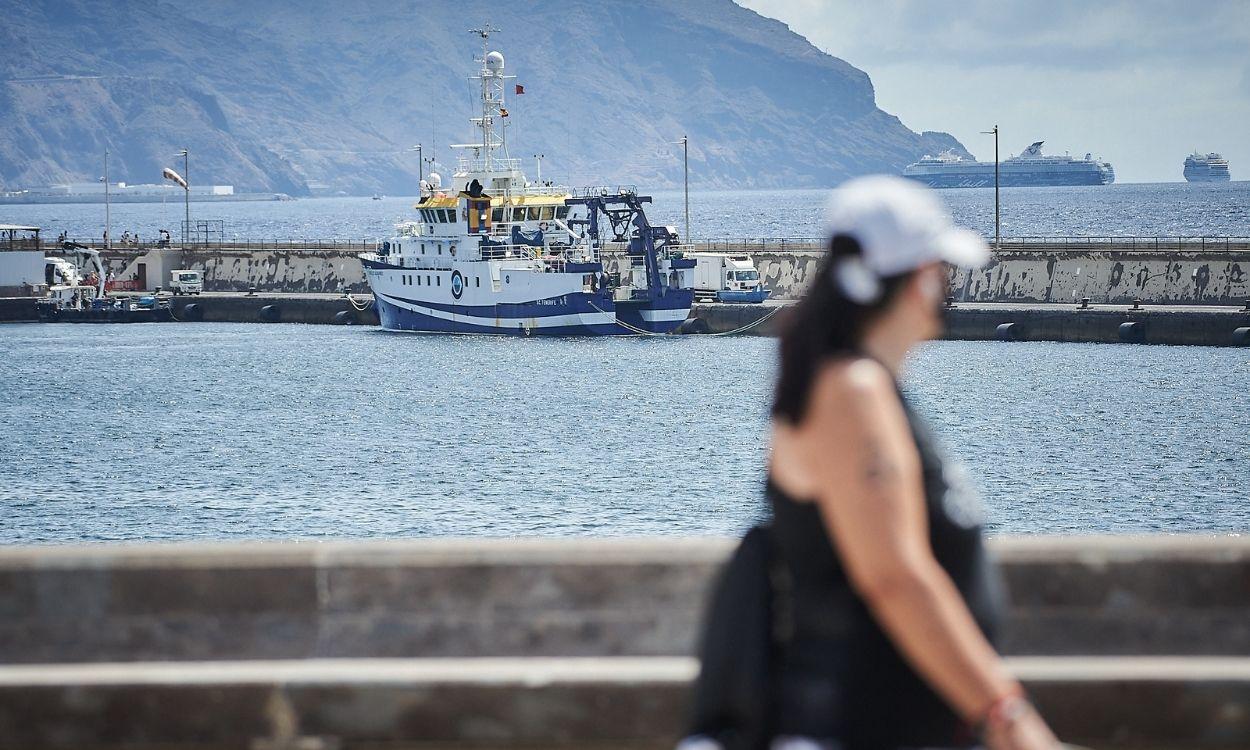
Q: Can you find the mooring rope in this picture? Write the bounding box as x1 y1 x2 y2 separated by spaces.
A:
589 300 785 337
701 303 785 337
345 293 375 312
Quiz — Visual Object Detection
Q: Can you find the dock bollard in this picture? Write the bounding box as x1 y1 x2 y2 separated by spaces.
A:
995 322 1025 341
1079 297 1091 309
945 296 956 309
259 305 281 323
1132 298 1142 310
1118 321 1146 343
1233 327 1250 346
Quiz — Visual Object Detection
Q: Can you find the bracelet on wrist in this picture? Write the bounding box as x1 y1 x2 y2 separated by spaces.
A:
977 687 1029 737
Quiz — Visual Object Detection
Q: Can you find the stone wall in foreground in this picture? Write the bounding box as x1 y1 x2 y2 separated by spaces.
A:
2 535 1246 662
1 536 1247 749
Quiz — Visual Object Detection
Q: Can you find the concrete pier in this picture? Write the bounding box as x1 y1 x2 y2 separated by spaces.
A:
0 536 1246 749
30 236 1250 306
6 293 1250 346
688 300 1250 346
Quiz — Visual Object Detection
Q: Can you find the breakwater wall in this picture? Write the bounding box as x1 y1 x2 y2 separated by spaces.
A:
693 301 1250 346
10 294 1249 347
74 238 1250 306
1 536 1246 749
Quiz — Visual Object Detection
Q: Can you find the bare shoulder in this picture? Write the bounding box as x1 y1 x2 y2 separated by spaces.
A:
807 357 897 417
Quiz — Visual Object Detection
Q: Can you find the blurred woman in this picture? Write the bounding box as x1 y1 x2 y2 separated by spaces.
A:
686 177 1061 750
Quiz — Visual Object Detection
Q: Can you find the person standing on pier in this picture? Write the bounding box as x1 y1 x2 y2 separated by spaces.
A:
684 177 1061 750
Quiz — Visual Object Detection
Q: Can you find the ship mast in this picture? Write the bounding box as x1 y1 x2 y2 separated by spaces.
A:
467 24 513 174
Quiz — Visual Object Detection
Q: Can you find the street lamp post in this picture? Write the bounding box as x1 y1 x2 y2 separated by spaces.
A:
678 135 689 242
102 150 111 248
178 149 190 248
981 125 1000 249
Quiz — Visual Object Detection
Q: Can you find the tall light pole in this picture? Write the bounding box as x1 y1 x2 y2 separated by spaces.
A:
533 153 544 184
676 135 689 242
178 149 190 248
981 125 1000 249
101 149 111 248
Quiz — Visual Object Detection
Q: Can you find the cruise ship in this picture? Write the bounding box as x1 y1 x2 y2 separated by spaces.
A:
903 142 1115 188
1183 152 1231 182
360 28 694 336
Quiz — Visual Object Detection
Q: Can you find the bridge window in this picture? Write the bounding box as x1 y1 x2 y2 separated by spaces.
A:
492 207 504 222
556 206 569 219
512 207 525 221
527 207 541 221
540 206 555 221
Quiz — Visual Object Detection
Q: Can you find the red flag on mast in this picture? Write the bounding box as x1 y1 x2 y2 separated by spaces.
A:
515 84 525 95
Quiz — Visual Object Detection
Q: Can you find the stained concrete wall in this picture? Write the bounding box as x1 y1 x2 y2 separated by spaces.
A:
87 243 1250 305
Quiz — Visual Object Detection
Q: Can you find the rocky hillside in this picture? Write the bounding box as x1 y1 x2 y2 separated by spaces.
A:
0 0 970 194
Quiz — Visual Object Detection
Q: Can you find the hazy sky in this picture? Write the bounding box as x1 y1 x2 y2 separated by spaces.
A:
736 0 1250 183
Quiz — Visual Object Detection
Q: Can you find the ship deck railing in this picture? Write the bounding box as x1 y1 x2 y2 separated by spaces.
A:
454 156 523 174
570 185 639 199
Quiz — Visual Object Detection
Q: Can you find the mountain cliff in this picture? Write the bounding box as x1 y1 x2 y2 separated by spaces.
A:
0 0 970 194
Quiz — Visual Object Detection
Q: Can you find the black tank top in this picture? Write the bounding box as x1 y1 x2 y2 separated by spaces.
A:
767 379 1004 749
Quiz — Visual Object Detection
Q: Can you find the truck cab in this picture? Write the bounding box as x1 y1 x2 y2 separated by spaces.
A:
691 253 769 303
169 270 203 295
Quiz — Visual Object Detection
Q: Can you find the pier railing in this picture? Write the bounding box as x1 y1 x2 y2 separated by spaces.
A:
21 235 1250 254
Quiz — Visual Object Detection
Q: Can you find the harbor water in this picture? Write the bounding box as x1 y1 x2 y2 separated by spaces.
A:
2 182 1249 241
1 323 1246 544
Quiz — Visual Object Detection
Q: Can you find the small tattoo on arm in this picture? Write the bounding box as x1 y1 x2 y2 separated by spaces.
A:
863 438 901 488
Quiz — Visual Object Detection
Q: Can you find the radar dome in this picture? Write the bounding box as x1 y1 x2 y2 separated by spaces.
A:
485 51 504 72
427 172 442 188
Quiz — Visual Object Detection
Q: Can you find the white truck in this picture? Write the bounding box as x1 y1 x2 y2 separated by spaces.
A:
169 269 203 295
690 253 769 303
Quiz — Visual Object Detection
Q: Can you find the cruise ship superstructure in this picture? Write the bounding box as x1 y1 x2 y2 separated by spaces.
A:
1183 152 1231 182
360 28 694 336
904 142 1115 188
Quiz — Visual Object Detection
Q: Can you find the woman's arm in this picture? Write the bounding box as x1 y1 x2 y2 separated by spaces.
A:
787 359 1056 747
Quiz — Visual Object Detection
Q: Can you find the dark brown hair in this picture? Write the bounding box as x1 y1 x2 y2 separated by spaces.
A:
770 234 915 424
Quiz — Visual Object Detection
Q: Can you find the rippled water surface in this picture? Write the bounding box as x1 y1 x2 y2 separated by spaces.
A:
3 182 1247 241
1 324 1246 543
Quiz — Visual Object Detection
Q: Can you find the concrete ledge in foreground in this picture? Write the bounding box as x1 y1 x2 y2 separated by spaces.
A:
1 657 1246 749
1 535 1247 663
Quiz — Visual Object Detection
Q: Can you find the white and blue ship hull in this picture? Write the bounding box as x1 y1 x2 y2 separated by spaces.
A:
364 258 692 337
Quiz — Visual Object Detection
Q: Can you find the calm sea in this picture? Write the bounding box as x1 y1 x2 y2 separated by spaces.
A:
1 323 1246 544
2 182 1248 241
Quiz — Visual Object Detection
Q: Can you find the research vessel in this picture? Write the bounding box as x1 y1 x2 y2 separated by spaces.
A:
360 28 695 336
1183 152 1231 182
903 142 1115 188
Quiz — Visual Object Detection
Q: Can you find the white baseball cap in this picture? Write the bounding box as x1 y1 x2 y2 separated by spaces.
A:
825 175 990 276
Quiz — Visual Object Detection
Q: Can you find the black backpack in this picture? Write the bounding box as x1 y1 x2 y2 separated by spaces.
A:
684 525 791 750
